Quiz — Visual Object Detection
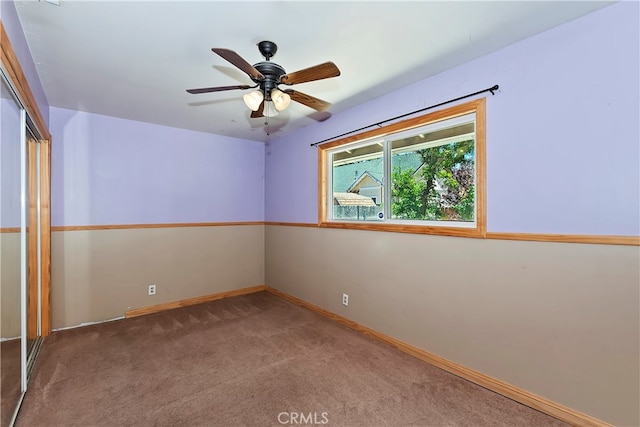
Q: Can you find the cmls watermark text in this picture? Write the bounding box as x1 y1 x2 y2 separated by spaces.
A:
277 412 329 425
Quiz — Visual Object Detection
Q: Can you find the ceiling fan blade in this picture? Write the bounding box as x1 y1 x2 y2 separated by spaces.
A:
280 62 340 85
285 90 332 112
250 101 265 118
212 48 264 81
186 85 253 94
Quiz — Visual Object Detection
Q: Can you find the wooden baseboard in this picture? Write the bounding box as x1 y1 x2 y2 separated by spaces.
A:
125 285 267 318
264 286 612 427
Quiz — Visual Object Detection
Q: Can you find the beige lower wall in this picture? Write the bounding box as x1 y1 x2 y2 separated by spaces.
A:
51 225 265 329
1 232 21 338
265 225 640 427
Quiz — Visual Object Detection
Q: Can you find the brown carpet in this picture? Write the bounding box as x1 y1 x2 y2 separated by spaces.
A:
1 338 21 426
16 292 568 427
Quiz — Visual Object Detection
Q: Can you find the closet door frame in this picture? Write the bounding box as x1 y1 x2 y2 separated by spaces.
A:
1 22 52 337
27 134 39 342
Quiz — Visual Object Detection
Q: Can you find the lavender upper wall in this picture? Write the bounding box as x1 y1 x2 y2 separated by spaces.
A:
0 97 22 228
51 107 265 227
1 0 49 128
265 2 639 236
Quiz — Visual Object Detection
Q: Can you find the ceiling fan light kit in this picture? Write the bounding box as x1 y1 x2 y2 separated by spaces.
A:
264 101 279 118
271 89 291 111
243 91 264 111
187 41 340 121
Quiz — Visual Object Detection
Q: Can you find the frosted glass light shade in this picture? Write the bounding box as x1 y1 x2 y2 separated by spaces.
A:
264 100 279 117
243 90 264 111
271 89 291 111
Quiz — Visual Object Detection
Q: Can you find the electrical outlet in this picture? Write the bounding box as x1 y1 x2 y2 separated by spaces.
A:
342 293 349 306
148 284 156 296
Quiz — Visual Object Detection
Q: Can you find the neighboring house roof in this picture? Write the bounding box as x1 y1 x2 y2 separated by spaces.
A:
332 157 383 192
347 172 383 193
333 192 377 206
332 152 423 192
392 152 424 174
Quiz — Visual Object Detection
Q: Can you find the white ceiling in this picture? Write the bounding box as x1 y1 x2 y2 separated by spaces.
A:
15 1 612 142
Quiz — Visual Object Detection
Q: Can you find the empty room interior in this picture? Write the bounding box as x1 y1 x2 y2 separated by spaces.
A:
1 1 639 426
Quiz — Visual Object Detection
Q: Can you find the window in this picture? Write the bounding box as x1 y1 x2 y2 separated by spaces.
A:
319 99 485 238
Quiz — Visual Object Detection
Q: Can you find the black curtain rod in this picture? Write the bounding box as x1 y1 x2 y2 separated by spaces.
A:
310 84 499 147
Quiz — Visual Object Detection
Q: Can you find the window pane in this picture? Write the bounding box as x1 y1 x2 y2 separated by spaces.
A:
391 121 475 222
331 143 383 221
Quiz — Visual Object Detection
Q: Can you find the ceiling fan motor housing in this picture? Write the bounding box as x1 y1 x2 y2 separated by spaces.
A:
253 61 286 100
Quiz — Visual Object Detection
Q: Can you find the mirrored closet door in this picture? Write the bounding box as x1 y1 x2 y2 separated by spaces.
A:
1 69 50 427
1 72 24 427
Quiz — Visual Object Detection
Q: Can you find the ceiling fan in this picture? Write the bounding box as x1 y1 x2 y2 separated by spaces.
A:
187 41 340 118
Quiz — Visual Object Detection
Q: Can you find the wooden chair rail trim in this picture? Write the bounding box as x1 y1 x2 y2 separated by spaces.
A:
486 232 638 246
51 221 265 232
39 222 639 246
0 227 21 233
264 286 613 427
263 222 639 246
264 221 318 228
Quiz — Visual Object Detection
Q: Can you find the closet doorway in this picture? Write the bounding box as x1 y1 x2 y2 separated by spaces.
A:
1 67 51 427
